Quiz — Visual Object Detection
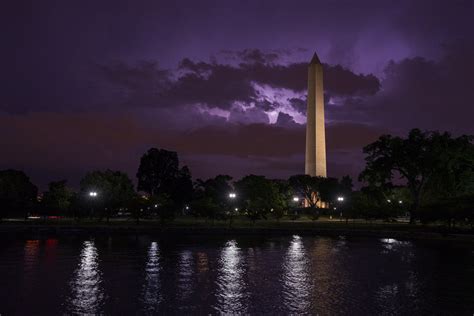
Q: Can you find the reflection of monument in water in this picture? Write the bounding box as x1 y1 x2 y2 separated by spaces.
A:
305 52 327 178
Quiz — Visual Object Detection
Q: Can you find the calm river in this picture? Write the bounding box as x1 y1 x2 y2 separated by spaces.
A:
0 234 473 315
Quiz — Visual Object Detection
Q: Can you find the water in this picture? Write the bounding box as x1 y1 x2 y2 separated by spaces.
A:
0 234 473 315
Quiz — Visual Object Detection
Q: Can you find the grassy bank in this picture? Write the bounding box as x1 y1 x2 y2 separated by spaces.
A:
1 216 473 242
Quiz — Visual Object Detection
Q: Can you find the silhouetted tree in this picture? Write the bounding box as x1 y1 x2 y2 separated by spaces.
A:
318 177 340 204
137 148 180 196
137 148 193 218
0 169 38 220
271 179 291 221
41 180 74 217
192 175 233 221
419 194 474 227
79 170 135 221
360 129 474 223
422 135 474 200
235 175 280 222
288 175 325 208
340 175 354 197
169 166 193 210
130 193 148 224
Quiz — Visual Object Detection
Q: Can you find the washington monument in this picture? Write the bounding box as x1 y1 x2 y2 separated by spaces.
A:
305 52 327 177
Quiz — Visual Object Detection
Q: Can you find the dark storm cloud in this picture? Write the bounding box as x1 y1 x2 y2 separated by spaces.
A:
236 49 280 64
192 52 381 97
275 112 298 128
95 50 380 112
330 41 474 134
228 107 270 124
167 59 257 108
288 98 306 113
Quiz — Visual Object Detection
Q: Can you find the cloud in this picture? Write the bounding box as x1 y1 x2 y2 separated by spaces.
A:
95 50 380 116
275 112 298 128
288 97 306 114
329 40 474 135
228 107 270 124
236 49 280 64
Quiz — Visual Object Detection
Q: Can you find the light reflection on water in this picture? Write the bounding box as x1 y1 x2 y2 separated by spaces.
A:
381 238 413 250
68 241 104 314
22 240 40 296
282 235 312 314
1 235 472 315
376 238 421 314
23 240 40 274
215 240 248 314
178 250 194 304
142 241 161 313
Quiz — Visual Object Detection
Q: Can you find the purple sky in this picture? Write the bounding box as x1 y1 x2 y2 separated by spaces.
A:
1 0 473 189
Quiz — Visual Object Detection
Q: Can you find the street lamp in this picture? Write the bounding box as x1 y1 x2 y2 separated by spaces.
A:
336 196 345 221
228 193 237 228
293 196 300 202
398 200 403 204
88 191 98 220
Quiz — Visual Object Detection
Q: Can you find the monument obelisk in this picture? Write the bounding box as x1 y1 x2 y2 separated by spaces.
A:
305 52 327 177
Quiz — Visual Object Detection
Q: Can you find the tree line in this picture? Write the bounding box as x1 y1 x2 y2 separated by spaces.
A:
0 129 473 226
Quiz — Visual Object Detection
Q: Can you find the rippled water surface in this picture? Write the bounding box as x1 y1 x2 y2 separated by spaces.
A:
1 234 473 315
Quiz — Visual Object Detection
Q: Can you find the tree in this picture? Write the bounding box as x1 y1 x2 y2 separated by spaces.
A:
169 166 193 210
288 175 325 208
423 135 474 200
419 194 474 227
154 193 175 223
346 190 380 221
360 129 474 223
41 180 74 217
190 196 221 223
79 170 135 221
318 177 340 204
137 148 180 196
192 175 233 221
235 175 280 222
271 179 291 221
129 193 148 224
136 148 193 218
340 175 354 197
0 169 38 220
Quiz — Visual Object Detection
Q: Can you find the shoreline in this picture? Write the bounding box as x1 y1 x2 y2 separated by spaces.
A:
1 222 473 242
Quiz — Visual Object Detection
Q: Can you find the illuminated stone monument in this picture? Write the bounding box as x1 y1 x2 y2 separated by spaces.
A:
305 52 327 178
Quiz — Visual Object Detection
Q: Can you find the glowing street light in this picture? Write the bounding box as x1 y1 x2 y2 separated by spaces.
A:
88 191 98 219
293 196 300 202
337 196 344 202
387 199 392 203
399 200 403 204
228 193 237 199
